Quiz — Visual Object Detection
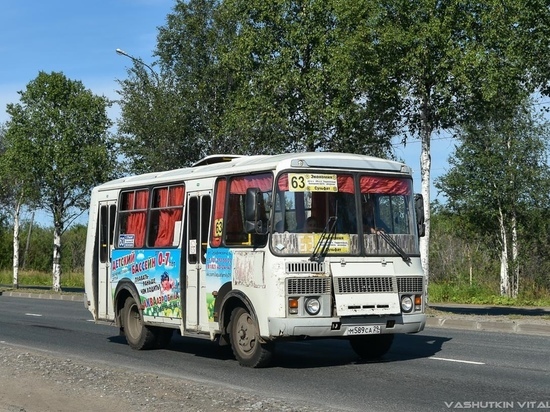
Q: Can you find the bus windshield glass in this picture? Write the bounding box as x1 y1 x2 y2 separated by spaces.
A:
271 172 419 257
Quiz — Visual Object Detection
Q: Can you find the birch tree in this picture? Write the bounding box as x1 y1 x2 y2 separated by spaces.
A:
0 124 39 288
4 71 117 291
352 0 547 289
435 103 550 297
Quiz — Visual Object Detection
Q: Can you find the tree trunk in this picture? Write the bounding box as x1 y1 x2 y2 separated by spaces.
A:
21 211 34 269
498 206 510 296
419 96 432 300
467 245 473 286
511 211 519 298
12 200 22 289
52 227 62 292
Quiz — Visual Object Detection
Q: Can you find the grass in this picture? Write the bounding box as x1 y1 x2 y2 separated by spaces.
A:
0 270 84 289
428 282 550 307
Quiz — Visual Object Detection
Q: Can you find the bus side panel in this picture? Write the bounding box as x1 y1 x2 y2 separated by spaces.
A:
111 248 183 320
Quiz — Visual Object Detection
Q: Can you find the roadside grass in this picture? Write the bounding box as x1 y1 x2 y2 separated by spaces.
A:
429 282 550 307
0 270 84 290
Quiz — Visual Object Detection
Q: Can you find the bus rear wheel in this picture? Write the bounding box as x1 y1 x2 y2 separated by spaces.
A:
349 334 394 360
122 297 156 350
229 307 273 368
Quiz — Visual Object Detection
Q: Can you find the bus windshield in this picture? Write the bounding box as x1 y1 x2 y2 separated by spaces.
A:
271 172 419 257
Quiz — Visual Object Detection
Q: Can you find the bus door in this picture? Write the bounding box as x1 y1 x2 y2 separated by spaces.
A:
97 200 116 319
185 192 212 331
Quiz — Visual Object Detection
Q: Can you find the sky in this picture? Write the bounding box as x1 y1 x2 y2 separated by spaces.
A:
0 0 453 226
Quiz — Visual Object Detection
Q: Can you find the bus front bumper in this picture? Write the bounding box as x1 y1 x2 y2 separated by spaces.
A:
267 313 426 338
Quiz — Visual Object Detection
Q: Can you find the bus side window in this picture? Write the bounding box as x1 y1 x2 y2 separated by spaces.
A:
211 178 227 247
99 205 108 263
200 196 211 263
148 185 185 247
119 189 149 248
100 204 117 262
224 173 273 247
225 193 248 244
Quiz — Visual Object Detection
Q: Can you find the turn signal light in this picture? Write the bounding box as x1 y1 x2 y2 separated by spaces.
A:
289 298 299 314
415 295 422 311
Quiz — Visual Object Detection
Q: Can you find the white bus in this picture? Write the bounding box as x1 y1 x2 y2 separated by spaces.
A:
84 152 426 367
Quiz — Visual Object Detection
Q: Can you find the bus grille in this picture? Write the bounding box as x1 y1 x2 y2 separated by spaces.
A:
336 276 395 294
287 277 331 295
397 276 424 293
286 261 325 274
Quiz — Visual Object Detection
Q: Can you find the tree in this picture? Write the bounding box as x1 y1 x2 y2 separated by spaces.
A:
118 0 401 175
217 0 399 156
435 101 550 297
4 71 117 291
0 122 40 288
508 0 550 97
156 0 240 158
345 0 547 290
117 0 235 174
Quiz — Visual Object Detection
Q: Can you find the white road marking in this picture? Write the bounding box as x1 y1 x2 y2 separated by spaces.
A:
430 356 485 365
25 313 43 317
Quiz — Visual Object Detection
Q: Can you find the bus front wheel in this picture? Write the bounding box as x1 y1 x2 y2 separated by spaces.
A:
122 297 156 350
229 307 273 368
349 334 394 360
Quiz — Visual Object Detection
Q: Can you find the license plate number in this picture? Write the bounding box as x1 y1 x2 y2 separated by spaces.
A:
345 325 381 335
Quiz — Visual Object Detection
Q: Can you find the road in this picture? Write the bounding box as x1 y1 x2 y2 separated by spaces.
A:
0 296 549 411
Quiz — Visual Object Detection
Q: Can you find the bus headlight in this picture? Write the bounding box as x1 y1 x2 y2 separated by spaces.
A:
401 295 413 313
305 298 321 316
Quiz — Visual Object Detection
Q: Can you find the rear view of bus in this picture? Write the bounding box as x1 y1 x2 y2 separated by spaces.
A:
84 153 426 368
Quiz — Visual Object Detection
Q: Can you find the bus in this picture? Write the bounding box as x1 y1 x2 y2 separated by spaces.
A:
84 152 426 367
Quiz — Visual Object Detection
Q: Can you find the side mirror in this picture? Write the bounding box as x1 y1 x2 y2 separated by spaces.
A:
414 193 425 237
244 188 267 234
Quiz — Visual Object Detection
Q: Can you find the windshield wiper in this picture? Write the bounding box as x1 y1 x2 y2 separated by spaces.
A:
309 216 338 262
376 230 411 264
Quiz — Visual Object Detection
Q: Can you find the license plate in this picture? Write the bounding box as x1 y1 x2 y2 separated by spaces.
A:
345 325 381 335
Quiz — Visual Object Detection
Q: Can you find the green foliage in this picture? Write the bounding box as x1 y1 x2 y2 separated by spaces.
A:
4 71 118 230
0 270 84 288
430 190 550 303
429 282 550 307
435 100 550 295
117 0 406 175
117 0 233 173
0 222 86 274
0 223 12 269
217 0 398 155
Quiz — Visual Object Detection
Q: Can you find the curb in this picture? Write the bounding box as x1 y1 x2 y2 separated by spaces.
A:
0 290 84 302
425 316 550 336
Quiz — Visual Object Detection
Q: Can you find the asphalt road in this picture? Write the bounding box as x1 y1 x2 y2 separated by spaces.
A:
0 296 549 411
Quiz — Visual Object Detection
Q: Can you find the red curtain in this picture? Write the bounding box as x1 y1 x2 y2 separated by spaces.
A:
126 190 149 248
360 176 411 195
154 185 185 247
230 174 273 194
337 175 354 193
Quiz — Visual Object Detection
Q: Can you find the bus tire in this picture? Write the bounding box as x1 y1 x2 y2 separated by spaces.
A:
349 334 394 360
229 307 273 368
122 297 156 350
